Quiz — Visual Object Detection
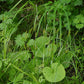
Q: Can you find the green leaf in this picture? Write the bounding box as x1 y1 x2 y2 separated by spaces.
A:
43 63 66 82
15 35 25 47
15 32 29 47
27 39 35 46
31 36 50 57
60 0 71 4
13 73 23 83
73 14 84 29
35 36 50 48
73 18 79 24
47 43 57 55
58 51 73 68
76 24 84 29
5 19 13 24
74 0 83 6
7 0 14 4
8 68 16 81
0 23 7 30
82 38 84 41
39 76 45 83
23 80 32 84
8 51 31 62
35 43 57 58
82 81 84 84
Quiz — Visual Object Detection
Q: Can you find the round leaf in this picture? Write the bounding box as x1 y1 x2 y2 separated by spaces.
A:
43 63 66 82
35 36 50 48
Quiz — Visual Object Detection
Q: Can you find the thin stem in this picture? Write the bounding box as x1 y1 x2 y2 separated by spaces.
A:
12 64 40 84
13 1 29 19
9 0 23 12
59 15 62 49
3 27 7 59
62 9 71 46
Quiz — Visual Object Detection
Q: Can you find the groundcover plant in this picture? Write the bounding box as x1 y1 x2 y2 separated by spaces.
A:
0 0 84 84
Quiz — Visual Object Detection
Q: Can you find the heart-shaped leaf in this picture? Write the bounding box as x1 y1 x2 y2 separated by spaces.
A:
35 36 50 48
43 63 66 82
35 43 57 57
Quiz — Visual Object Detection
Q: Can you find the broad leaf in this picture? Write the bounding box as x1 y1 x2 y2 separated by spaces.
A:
35 43 57 57
43 63 66 82
13 73 23 83
35 36 50 48
23 80 32 84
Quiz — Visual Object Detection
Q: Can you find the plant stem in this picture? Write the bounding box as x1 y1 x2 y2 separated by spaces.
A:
3 39 6 59
9 0 23 12
59 15 62 49
3 27 7 59
12 64 40 84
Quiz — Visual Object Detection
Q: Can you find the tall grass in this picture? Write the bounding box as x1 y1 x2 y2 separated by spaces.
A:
0 0 84 84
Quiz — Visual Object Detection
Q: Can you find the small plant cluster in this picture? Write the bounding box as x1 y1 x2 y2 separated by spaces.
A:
0 0 84 84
